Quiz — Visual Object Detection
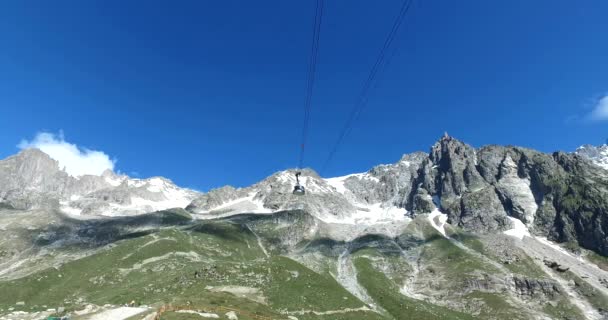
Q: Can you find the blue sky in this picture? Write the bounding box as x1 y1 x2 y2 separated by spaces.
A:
1 1 607 191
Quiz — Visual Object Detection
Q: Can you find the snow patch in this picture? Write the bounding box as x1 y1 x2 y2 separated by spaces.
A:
576 144 608 170
503 217 531 240
88 307 148 320
428 209 448 237
321 203 408 225
325 176 349 194
146 177 169 192
195 193 272 216
176 310 220 318
59 201 84 216
103 175 124 187
535 237 584 262
62 181 195 217
325 172 379 195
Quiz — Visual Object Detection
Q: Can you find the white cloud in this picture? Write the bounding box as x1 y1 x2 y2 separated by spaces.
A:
18 132 116 177
589 95 608 121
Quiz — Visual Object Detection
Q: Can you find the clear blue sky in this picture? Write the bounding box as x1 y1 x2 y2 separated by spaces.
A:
1 1 607 191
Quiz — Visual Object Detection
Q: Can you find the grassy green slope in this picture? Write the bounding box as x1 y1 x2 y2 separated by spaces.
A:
353 256 474 320
0 220 382 319
2 211 601 320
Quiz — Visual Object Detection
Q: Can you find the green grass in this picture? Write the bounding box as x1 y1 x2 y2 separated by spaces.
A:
350 247 412 286
403 217 441 240
542 297 586 320
353 256 475 320
420 236 500 276
501 254 547 278
264 256 364 311
448 230 485 255
586 251 608 272
0 221 383 319
463 291 524 319
558 271 608 312
451 229 548 278
0 222 273 316
295 313 385 320
3 212 597 320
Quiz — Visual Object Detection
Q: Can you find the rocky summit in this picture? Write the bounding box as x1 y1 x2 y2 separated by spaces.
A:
1 136 608 320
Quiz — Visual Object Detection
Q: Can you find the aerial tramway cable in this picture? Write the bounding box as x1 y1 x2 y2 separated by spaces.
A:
298 0 325 170
320 0 414 174
293 0 325 196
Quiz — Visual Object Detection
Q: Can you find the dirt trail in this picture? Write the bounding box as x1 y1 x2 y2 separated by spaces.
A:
281 306 372 316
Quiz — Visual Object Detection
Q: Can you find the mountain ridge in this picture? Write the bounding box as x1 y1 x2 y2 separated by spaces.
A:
1 135 608 255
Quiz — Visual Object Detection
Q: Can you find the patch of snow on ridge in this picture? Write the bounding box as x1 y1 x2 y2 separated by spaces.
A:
176 310 220 318
104 175 124 187
428 209 448 236
194 193 272 217
503 217 531 240
325 172 379 195
321 203 408 225
60 180 196 217
535 237 585 262
125 194 191 211
59 201 83 216
576 144 608 170
146 177 170 192
108 193 190 216
325 175 350 194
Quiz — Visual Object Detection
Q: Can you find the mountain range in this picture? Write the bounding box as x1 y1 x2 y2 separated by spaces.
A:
1 135 607 320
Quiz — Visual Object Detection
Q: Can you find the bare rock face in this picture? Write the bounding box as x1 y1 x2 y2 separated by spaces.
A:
348 152 428 206
185 134 608 256
410 188 435 213
455 186 511 232
494 155 538 225
512 277 561 298
428 135 486 197
0 149 75 209
409 136 509 233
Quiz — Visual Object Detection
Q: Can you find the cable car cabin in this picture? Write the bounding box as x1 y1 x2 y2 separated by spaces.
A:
292 171 306 196
293 185 306 196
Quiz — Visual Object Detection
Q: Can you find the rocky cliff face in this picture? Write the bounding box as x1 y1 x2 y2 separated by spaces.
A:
186 135 608 255
405 137 608 255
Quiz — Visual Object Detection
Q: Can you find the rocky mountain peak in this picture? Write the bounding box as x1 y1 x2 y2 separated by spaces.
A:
8 148 65 176
427 135 485 198
0 148 199 214
0 149 71 209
